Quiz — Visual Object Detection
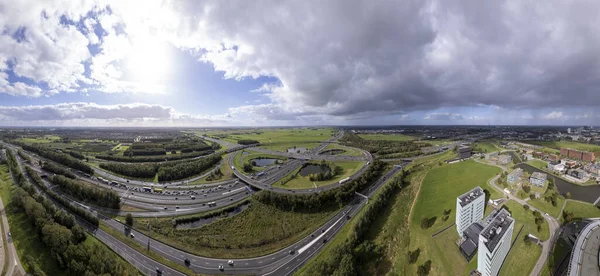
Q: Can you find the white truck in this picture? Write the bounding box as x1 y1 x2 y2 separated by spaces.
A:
339 177 351 185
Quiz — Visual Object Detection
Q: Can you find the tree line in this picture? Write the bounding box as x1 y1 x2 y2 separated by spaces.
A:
19 143 93 174
99 162 157 178
49 175 121 209
304 169 410 275
308 162 344 182
96 148 214 162
42 162 77 179
237 139 260 145
5 151 135 276
157 154 222 181
254 159 387 212
25 166 100 227
17 149 32 163
339 132 424 158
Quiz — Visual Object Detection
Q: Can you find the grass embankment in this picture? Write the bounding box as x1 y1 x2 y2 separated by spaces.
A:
0 164 61 275
498 201 548 276
401 160 501 276
0 165 138 275
298 151 454 275
132 199 337 258
357 134 417 141
320 143 364 156
527 191 565 218
273 161 365 190
260 142 321 152
560 200 600 223
527 159 547 170
188 154 234 185
219 128 334 144
473 141 500 153
526 140 600 153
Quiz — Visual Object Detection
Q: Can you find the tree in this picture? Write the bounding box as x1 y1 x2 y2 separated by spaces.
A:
408 248 421 264
522 185 531 193
125 213 133 227
523 204 530 211
529 194 535 200
417 260 432 276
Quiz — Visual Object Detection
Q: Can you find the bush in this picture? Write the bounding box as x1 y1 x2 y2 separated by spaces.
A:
417 260 432 276
408 248 421 264
125 213 133 226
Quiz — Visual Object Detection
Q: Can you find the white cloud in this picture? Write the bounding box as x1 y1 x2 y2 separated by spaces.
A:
424 113 464 120
542 111 564 120
0 102 232 127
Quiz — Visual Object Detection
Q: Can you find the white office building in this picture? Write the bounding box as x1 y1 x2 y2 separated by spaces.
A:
477 209 514 276
456 186 485 235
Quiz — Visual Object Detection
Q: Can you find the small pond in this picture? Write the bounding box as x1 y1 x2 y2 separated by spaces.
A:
299 164 331 177
252 158 278 167
287 147 308 153
175 204 250 229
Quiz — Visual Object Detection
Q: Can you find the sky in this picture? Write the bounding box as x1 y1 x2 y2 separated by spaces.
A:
1 0 600 127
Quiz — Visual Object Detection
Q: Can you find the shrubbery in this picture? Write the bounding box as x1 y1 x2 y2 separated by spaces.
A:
42 162 77 179
19 143 93 174
99 162 156 178
49 175 121 209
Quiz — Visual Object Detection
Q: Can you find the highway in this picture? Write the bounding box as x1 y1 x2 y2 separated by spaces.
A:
2 134 404 275
97 165 404 275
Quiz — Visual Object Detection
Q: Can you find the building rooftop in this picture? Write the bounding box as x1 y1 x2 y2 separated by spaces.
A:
459 146 471 152
508 168 522 177
531 172 547 180
460 222 484 258
549 161 560 166
458 186 485 207
480 209 514 252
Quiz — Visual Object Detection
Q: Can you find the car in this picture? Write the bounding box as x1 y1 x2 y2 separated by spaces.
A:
7 232 10 237
322 238 328 243
175 206 180 209
289 250 295 255
156 268 162 275
175 197 178 200
218 265 224 271
130 233 135 238
116 219 121 223
163 207 168 210
184 258 191 266
230 197 233 201
228 260 234 266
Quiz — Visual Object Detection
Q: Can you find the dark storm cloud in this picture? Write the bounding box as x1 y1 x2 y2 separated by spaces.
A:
183 0 600 118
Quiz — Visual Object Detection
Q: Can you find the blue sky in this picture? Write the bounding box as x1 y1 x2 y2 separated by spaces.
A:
1 1 600 127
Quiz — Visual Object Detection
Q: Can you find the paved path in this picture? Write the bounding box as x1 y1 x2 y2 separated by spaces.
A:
476 159 560 276
0 197 25 276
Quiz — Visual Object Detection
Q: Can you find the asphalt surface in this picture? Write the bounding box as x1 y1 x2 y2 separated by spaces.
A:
0 134 399 275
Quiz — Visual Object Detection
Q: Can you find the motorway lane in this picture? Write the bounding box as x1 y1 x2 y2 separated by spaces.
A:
6 147 184 276
268 165 404 275
230 150 374 195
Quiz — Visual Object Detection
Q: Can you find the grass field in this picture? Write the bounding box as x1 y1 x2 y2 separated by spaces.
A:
134 199 338 258
473 141 500 153
498 201 550 276
207 128 334 144
321 143 364 156
188 154 234 185
526 140 600 153
259 142 321 152
527 190 565 218
561 200 600 221
0 165 62 275
357 133 417 141
273 161 365 189
402 160 502 276
527 159 548 170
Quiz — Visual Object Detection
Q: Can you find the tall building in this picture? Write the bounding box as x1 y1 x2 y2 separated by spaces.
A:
478 209 514 276
456 186 485 235
567 128 571 134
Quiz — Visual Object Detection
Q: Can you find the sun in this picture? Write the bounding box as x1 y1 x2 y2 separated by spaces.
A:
126 38 172 86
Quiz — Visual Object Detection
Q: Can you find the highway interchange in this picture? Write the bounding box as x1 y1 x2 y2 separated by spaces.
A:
1 131 406 275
